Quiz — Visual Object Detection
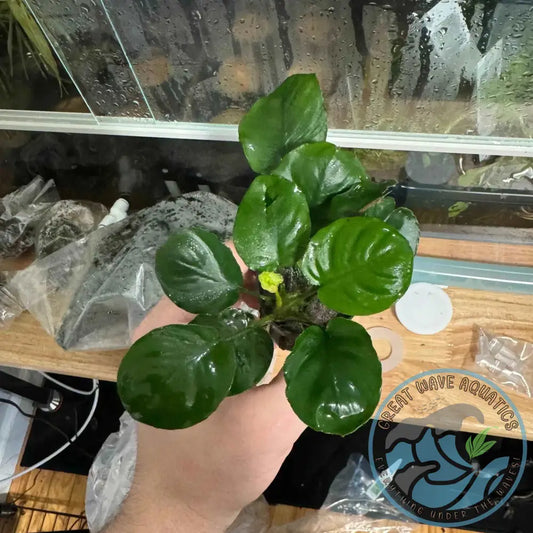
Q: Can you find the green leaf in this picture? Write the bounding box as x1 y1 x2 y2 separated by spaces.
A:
233 175 311 271
239 74 327 173
363 197 396 219
272 142 367 208
192 309 273 395
314 180 394 231
364 202 420 254
258 271 284 294
301 217 414 315
474 440 497 458
7 0 61 81
383 208 420 254
466 437 474 459
448 201 471 219
472 426 491 450
117 324 236 429
156 228 243 314
284 318 382 436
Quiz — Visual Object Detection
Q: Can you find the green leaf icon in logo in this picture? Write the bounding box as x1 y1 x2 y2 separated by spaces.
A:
466 427 497 460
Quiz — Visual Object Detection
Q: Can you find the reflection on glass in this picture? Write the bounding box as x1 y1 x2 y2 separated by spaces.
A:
24 0 152 118
1 130 531 235
94 0 533 138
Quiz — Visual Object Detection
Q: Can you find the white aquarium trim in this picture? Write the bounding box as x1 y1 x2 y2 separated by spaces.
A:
0 110 532 157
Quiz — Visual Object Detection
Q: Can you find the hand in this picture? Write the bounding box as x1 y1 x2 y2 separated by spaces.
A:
106 248 306 533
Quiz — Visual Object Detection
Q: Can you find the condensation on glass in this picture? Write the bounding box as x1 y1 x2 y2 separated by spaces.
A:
23 0 153 119
19 0 533 138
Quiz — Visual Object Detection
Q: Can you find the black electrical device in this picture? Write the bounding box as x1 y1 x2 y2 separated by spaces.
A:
20 376 123 476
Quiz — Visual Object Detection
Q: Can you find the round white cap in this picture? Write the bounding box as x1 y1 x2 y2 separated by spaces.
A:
395 282 453 335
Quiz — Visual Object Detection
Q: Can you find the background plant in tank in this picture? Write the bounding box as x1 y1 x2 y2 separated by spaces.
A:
0 0 62 96
117 74 419 437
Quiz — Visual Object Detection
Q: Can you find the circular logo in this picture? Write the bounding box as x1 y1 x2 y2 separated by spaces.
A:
369 369 526 527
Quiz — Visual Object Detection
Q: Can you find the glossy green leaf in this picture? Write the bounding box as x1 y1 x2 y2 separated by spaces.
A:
284 318 382 436
117 324 236 429
301 217 414 315
239 74 327 173
362 197 396 219
383 208 420 253
156 228 243 314
272 142 367 208
363 201 419 254
234 175 311 271
313 180 394 231
192 309 273 395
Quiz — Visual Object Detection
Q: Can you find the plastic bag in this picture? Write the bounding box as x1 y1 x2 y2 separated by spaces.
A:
86 411 270 533
475 327 533 397
86 412 137 533
34 199 107 257
86 434 412 532
270 455 415 533
0 177 59 258
0 271 23 328
0 177 107 261
9 192 237 350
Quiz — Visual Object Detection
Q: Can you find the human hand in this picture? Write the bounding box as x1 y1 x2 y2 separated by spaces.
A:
106 246 306 533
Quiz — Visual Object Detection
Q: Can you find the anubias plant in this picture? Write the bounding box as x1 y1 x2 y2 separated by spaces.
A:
117 74 419 436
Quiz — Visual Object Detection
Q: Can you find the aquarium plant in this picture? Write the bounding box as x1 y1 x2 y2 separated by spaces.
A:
117 74 419 436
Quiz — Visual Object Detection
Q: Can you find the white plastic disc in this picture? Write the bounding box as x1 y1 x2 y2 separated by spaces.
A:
395 282 453 335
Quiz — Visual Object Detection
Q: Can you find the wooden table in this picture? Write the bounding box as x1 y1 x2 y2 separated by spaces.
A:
1 237 532 439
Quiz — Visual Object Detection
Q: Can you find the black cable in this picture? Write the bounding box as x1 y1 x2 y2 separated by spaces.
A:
0 397 93 460
14 505 85 520
9 469 42 505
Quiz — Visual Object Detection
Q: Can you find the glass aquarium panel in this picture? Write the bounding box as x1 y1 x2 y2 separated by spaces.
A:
63 0 533 140
1 130 531 241
23 0 153 118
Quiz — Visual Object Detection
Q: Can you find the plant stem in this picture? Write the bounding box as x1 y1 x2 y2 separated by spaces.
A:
255 315 275 328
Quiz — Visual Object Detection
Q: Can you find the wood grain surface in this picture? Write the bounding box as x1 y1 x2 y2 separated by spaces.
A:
0 237 531 440
1 469 87 532
2 469 477 533
269 504 476 532
355 287 533 440
417 237 533 267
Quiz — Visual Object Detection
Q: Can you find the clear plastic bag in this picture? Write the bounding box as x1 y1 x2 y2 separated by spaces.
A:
85 411 270 533
475 327 533 397
86 435 413 532
270 455 415 533
86 412 137 533
9 192 237 350
34 199 107 257
0 177 107 262
0 271 23 328
0 177 59 259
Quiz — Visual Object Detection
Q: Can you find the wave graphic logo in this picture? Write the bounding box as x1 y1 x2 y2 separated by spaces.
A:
369 370 526 527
